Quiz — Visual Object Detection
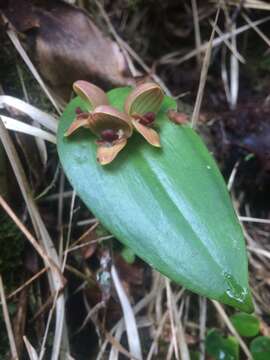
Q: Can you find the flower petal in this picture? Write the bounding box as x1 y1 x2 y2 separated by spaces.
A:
65 115 90 136
97 138 127 165
73 80 109 109
131 119 161 147
91 105 133 138
124 82 164 116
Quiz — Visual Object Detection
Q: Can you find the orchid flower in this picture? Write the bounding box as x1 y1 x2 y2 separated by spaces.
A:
65 80 164 165
124 82 163 147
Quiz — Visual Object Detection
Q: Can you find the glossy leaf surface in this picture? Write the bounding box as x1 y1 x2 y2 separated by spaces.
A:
230 312 260 337
205 329 239 360
57 87 253 312
250 337 270 360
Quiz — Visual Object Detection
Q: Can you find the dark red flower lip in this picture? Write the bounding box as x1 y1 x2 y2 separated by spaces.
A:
132 112 156 126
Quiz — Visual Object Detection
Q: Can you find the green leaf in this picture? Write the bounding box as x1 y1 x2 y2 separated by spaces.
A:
121 246 136 264
206 329 239 360
230 312 260 337
190 351 200 360
57 87 253 312
250 336 270 360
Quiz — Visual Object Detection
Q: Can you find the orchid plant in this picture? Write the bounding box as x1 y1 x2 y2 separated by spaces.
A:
58 81 253 313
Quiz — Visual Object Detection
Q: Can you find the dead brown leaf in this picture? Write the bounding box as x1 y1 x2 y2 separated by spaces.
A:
2 0 135 102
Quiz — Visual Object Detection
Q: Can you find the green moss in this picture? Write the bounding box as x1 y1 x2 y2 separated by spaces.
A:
0 212 24 357
0 212 24 288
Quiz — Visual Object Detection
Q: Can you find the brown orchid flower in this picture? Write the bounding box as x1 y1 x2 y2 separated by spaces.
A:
65 80 109 137
65 81 164 165
90 105 133 165
65 80 133 165
124 82 164 147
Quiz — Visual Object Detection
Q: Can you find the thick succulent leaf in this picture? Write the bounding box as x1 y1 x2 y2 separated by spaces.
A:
250 337 270 360
206 329 239 360
230 312 260 337
57 87 253 312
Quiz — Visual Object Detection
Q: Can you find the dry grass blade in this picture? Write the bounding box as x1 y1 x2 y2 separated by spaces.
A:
16 63 29 102
247 246 270 259
0 197 67 358
3 17 61 114
165 279 180 360
0 275 19 360
242 12 270 47
61 190 76 269
226 0 270 11
109 320 126 360
93 0 139 78
66 235 114 253
35 165 60 201
34 128 48 165
0 196 62 278
23 336 39 360
0 119 69 359
230 24 239 109
146 311 168 360
199 297 207 360
227 161 240 191
39 291 60 360
175 307 190 360
0 95 58 133
111 265 143 360
239 216 270 224
191 0 202 66
97 288 157 359
93 0 172 96
212 24 245 63
6 267 48 300
108 274 163 360
191 6 220 128
16 64 48 165
222 46 233 108
168 284 190 360
74 301 104 335
0 115 56 143
212 300 252 358
66 355 76 360
160 16 270 65
106 332 140 360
